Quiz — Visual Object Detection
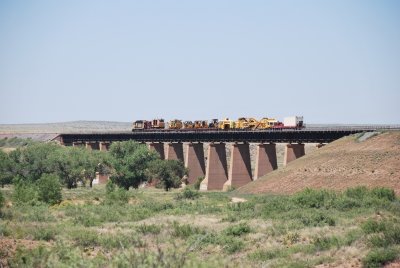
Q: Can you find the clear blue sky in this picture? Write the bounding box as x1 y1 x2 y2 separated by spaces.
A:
0 0 399 124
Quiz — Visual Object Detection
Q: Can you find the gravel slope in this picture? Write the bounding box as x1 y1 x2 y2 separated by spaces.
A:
236 131 400 195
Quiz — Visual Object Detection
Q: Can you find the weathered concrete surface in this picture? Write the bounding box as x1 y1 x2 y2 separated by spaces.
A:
166 142 184 162
254 143 278 179
224 143 252 190
72 142 84 147
185 143 205 184
200 143 228 191
284 143 305 165
148 142 165 159
99 142 110 151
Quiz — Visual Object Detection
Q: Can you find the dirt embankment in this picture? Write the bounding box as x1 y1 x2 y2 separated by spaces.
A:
237 131 400 195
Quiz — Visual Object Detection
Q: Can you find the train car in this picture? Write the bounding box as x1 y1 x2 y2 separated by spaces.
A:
282 116 303 128
151 119 165 129
169 119 183 129
132 120 151 130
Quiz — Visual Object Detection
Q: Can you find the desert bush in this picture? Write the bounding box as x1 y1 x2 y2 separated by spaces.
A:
10 245 51 267
292 188 336 209
370 187 396 202
218 235 244 253
69 228 101 247
32 226 58 241
299 211 336 227
99 233 145 249
193 176 204 190
283 232 300 246
171 221 204 238
104 180 129 204
137 223 162 235
0 191 4 211
312 235 341 251
361 219 386 234
248 248 286 261
12 179 39 206
36 174 62 205
344 186 369 200
224 222 251 236
176 187 200 200
362 248 397 268
73 212 101 227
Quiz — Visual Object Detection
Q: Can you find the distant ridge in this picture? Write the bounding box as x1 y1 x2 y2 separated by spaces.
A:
0 121 132 134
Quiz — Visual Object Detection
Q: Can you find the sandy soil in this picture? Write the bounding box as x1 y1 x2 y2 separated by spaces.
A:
237 131 400 195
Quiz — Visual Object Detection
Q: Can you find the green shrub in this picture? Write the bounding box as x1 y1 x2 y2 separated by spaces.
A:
171 221 204 238
33 226 58 241
283 232 300 246
10 245 50 267
344 186 369 200
73 212 101 227
361 219 386 234
193 177 204 190
0 191 4 211
370 188 396 202
99 233 144 249
12 180 39 206
224 222 251 236
362 219 400 247
248 248 285 261
300 211 336 227
176 187 200 200
219 235 244 253
292 188 336 209
36 174 62 205
104 180 129 204
312 235 340 251
70 229 100 247
362 248 397 268
136 223 162 235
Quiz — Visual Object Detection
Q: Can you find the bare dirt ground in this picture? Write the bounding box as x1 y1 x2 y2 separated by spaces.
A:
237 131 400 195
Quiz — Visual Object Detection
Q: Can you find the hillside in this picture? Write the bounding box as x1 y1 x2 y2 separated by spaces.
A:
237 131 400 195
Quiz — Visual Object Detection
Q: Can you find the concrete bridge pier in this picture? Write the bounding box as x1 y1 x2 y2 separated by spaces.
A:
185 143 205 185
284 143 305 166
85 142 99 150
166 142 184 162
223 143 252 191
99 142 110 151
254 143 278 179
200 143 228 191
148 142 165 159
72 142 84 147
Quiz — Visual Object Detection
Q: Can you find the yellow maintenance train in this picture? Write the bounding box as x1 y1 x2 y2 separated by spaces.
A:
132 116 303 131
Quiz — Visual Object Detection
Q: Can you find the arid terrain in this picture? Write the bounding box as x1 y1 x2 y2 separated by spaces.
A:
238 131 400 195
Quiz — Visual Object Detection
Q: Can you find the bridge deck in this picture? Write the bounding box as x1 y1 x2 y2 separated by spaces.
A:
56 126 400 144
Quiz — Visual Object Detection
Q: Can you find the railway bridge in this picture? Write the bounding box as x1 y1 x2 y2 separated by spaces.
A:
54 126 399 191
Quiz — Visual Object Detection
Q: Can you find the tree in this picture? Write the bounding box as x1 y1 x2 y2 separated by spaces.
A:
36 173 62 205
149 159 187 191
49 147 95 189
8 142 61 182
0 150 13 187
109 141 159 190
88 150 111 188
